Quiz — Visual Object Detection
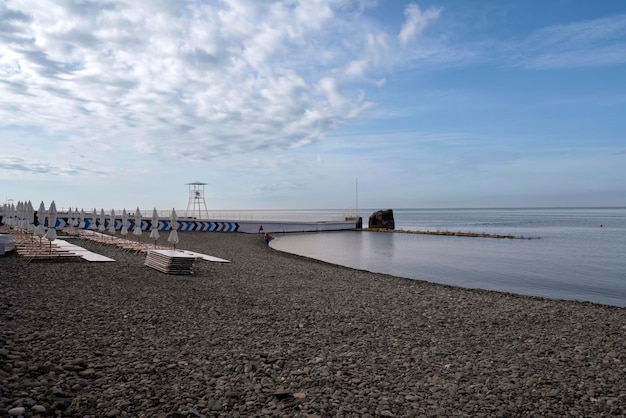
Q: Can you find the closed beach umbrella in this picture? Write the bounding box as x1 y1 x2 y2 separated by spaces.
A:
79 208 86 229
45 200 58 243
167 208 179 249
121 209 128 236
22 201 28 232
26 200 35 234
15 201 20 230
133 207 143 242
150 207 160 247
6 203 14 227
108 209 116 234
10 203 16 227
20 201 27 231
67 207 74 230
18 201 26 231
5 204 10 227
34 201 46 238
10 203 16 228
73 208 80 227
14 201 20 230
89 208 98 230
2 203 8 226
99 208 106 232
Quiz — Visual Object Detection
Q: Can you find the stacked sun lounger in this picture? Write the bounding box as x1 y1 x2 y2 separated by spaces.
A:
0 234 16 255
144 249 198 275
12 234 82 262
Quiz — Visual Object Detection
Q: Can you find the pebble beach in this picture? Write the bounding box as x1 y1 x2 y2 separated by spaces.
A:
1 231 625 417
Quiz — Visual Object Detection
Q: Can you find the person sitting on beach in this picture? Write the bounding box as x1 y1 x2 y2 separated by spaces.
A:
264 231 272 246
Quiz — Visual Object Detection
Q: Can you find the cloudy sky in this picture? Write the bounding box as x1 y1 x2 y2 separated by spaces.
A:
2 0 626 212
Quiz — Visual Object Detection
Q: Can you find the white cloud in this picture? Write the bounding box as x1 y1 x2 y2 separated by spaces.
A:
0 0 396 170
0 155 104 176
514 14 626 69
398 3 441 46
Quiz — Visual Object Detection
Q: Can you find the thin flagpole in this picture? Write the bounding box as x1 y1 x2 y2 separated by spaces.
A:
356 177 359 217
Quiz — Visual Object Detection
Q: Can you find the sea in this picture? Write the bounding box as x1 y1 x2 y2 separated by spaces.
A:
268 208 626 307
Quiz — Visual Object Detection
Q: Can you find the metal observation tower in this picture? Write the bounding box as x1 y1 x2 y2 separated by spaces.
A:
185 182 209 219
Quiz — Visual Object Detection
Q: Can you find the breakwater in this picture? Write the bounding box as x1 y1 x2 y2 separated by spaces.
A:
365 228 540 239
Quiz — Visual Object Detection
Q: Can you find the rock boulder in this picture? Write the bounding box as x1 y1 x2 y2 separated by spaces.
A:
368 209 395 229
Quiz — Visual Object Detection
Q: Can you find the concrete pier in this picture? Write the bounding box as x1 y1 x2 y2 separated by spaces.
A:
55 216 358 234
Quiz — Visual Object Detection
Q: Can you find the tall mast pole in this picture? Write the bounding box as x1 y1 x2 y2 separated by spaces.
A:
356 177 359 216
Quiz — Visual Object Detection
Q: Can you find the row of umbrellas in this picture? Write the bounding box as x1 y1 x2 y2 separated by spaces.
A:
1 200 59 241
1 202 180 247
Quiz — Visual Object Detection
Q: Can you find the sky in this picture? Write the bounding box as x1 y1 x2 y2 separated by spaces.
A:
2 0 626 212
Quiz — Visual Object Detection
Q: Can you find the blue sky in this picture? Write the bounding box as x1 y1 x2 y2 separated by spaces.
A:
1 0 625 212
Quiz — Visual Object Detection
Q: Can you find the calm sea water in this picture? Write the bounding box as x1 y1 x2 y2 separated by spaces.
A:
270 208 626 307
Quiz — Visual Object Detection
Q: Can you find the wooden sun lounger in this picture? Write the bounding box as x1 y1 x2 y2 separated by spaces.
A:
144 250 197 275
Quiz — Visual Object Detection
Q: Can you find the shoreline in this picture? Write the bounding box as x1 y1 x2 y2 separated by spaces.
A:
1 232 624 416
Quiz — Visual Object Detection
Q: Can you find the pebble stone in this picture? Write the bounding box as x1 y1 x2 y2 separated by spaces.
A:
8 406 25 416
0 231 624 417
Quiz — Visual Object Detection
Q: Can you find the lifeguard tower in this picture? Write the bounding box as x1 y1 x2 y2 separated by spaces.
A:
185 182 209 219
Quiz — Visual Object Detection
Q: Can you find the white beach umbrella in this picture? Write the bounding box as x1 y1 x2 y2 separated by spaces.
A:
99 208 106 232
133 207 143 241
10 203 17 228
13 203 19 228
16 201 25 231
5 203 11 227
79 208 86 229
13 201 19 229
167 208 179 249
34 201 46 238
9 203 15 227
7 203 15 227
21 201 28 232
4 204 11 226
2 203 10 227
89 208 98 230
2 204 8 224
67 207 74 230
73 208 80 227
17 201 25 232
149 207 160 247
45 201 58 242
26 200 35 234
121 209 129 236
2 203 7 226
108 209 116 234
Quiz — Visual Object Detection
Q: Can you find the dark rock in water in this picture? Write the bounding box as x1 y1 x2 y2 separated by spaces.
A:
368 209 395 229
